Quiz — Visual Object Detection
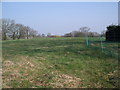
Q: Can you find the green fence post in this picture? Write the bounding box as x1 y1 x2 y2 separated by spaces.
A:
86 36 89 46
100 36 104 52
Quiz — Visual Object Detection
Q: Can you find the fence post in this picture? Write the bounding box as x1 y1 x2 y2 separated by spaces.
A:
85 30 89 46
100 36 104 52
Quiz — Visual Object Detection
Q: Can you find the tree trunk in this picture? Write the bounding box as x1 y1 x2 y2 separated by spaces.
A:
3 32 7 40
12 32 16 40
26 30 28 39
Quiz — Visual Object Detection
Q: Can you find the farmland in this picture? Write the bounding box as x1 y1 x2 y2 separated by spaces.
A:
2 37 119 88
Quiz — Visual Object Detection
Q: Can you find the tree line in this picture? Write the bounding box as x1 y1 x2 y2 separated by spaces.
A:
64 27 100 37
2 18 118 41
45 27 100 38
1 19 38 40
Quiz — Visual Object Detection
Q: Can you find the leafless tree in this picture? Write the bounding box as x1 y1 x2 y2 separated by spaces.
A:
29 28 38 38
15 24 26 39
80 27 90 33
2 18 39 40
2 19 15 40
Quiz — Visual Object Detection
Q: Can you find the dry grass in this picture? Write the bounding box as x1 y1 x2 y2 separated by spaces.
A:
3 55 84 88
51 73 82 88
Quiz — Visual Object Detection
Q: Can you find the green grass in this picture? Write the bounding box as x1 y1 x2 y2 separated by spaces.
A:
2 37 119 88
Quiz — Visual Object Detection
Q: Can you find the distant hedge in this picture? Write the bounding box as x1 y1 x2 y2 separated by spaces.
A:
106 25 120 42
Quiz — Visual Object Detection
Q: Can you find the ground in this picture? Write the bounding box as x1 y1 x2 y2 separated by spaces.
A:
2 37 119 88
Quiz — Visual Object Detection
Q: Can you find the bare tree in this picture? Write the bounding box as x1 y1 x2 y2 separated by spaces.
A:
23 26 30 39
80 27 90 33
12 24 29 39
29 29 38 38
15 24 21 39
2 19 14 40
15 24 25 39
9 21 18 40
80 26 90 46
2 18 39 40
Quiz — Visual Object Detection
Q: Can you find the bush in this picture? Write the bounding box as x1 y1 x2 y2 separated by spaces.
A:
106 25 120 42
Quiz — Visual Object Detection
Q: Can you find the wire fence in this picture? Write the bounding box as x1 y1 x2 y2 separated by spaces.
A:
86 37 120 60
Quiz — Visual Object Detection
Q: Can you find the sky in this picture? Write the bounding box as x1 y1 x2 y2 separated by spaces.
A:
2 2 118 35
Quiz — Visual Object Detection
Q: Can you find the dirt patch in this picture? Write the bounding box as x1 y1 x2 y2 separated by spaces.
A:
3 61 14 67
51 73 82 88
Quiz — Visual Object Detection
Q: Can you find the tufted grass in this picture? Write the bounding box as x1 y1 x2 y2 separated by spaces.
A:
2 37 119 88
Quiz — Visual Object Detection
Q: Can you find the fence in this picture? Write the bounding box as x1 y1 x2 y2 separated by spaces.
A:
85 37 120 60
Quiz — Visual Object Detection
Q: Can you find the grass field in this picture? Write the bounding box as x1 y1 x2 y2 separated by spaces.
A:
2 37 119 88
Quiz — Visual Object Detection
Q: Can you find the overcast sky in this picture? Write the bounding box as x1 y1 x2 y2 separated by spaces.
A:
2 2 118 35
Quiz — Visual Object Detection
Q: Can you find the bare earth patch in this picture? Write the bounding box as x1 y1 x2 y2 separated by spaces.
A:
50 72 83 88
3 61 14 67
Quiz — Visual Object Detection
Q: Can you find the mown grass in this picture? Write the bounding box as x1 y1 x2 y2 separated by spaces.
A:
2 37 119 88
